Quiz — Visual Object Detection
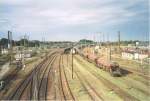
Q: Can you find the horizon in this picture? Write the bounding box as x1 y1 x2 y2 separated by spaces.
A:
0 37 149 43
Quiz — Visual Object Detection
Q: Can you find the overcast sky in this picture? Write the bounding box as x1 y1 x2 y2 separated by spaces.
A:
0 0 149 41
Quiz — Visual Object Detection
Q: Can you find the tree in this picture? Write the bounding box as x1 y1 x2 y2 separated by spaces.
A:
79 39 94 44
0 38 8 48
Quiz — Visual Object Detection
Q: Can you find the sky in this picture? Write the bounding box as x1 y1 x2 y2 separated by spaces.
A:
0 0 149 41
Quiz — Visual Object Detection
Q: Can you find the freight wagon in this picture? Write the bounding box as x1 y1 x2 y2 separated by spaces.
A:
78 52 121 76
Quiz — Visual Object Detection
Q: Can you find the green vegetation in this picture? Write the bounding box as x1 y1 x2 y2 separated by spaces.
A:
79 39 94 44
78 39 149 46
0 38 73 49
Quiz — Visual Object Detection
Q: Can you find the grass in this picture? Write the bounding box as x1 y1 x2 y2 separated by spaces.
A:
0 54 9 66
112 57 149 74
74 55 150 101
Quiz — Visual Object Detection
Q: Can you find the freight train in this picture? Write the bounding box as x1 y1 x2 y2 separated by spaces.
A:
79 52 122 77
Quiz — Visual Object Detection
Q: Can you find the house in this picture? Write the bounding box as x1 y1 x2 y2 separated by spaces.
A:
122 48 149 60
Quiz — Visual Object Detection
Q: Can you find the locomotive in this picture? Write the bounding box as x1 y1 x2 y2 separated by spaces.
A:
81 52 121 76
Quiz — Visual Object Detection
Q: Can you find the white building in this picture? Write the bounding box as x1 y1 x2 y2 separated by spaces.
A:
122 49 149 60
134 53 149 60
1 49 8 54
122 52 134 60
15 51 32 60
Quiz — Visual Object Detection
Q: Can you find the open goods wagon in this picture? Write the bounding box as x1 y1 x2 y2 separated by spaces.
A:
78 51 121 76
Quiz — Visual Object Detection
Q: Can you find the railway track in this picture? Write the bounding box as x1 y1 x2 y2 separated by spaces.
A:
19 76 33 100
60 55 75 100
3 51 57 100
0 51 54 94
4 61 44 100
117 76 150 96
120 66 150 80
78 54 150 85
1 50 73 100
74 55 141 101
23 52 58 100
2 50 147 100
74 69 104 101
38 53 58 100
46 53 66 100
62 54 104 101
77 55 150 100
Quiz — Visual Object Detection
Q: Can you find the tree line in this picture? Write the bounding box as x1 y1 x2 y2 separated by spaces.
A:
0 38 73 49
0 38 148 49
79 39 149 46
0 38 41 48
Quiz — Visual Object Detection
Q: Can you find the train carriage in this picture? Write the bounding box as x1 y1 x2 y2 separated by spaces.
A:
96 58 121 76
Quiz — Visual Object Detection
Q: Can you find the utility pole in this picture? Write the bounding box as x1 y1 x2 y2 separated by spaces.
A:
67 53 68 67
109 46 111 61
23 35 26 53
0 45 2 55
8 31 12 65
118 31 121 53
27 35 29 49
80 38 83 51
22 35 24 70
71 43 74 79
41 37 45 49
84 37 86 46
102 33 105 46
99 32 101 47
22 34 27 70
43 37 44 49
107 33 111 61
109 35 111 61
93 33 95 46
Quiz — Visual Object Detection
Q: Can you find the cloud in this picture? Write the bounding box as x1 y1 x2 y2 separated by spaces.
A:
0 0 148 41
